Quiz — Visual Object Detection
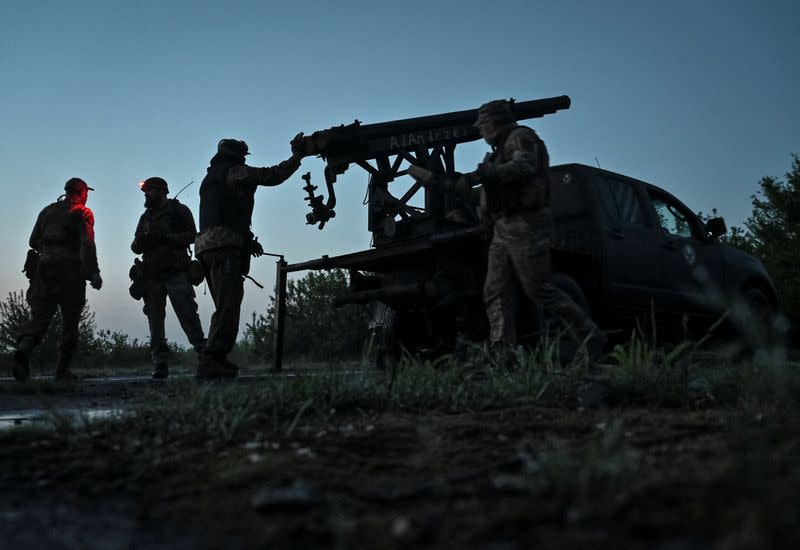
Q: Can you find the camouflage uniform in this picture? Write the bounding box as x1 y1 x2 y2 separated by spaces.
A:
476 101 598 349
14 178 102 381
195 139 302 377
131 181 205 377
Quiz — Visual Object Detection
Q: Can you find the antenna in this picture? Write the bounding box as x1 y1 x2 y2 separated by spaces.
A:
594 156 601 169
173 180 194 199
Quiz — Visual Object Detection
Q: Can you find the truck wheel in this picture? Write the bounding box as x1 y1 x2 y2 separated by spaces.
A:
740 286 778 345
552 272 591 315
376 307 456 369
548 273 599 364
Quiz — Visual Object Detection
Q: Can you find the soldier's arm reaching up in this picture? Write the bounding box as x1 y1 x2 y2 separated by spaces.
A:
226 153 302 188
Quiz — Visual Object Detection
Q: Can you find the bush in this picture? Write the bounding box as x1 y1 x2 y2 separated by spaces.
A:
0 290 96 367
242 269 368 362
0 290 190 370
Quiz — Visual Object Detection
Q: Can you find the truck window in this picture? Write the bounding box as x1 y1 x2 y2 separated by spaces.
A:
647 190 699 239
598 177 648 227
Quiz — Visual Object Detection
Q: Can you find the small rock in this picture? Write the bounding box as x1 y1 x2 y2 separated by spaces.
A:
251 480 320 512
392 516 410 537
296 447 316 458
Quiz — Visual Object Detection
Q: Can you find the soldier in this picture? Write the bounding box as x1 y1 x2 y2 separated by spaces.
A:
194 136 311 378
13 178 103 382
131 176 206 379
471 100 603 361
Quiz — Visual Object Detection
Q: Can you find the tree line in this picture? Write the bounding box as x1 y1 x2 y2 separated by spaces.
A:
0 269 368 369
720 154 800 326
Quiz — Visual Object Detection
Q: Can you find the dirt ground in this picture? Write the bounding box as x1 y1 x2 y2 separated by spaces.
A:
0 370 796 549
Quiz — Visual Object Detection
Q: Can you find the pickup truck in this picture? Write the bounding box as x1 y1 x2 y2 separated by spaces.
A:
546 163 777 344
284 163 778 360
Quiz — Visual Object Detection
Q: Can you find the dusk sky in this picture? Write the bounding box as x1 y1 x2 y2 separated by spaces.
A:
1 0 797 346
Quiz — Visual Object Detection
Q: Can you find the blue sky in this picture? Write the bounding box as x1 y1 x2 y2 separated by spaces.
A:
1 0 797 345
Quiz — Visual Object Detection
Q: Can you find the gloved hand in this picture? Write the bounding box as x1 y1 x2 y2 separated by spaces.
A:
476 161 497 182
248 238 264 258
290 132 315 158
89 272 103 290
452 174 474 197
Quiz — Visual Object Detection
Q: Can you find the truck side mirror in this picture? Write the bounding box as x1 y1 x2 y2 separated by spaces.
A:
706 217 727 239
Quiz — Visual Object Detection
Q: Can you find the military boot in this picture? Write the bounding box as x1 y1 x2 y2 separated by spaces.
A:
151 363 169 379
195 353 237 380
55 354 78 383
488 341 516 371
13 337 35 382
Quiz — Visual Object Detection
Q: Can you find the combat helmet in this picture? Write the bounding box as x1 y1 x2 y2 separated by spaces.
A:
217 139 250 159
140 176 169 194
474 100 516 127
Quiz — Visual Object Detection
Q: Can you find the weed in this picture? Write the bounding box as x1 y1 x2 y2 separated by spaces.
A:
494 418 640 520
607 327 693 405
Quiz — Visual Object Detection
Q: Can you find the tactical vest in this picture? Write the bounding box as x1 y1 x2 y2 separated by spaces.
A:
199 156 256 236
39 201 83 259
483 126 551 217
139 199 192 279
144 199 187 235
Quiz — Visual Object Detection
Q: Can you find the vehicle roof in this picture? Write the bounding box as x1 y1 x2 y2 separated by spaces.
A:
552 163 672 196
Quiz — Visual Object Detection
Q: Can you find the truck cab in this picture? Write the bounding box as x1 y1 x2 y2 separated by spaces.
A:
550 164 777 340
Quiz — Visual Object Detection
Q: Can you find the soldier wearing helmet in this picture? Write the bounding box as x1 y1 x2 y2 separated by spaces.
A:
194 134 312 378
471 100 603 362
13 177 102 382
131 176 206 379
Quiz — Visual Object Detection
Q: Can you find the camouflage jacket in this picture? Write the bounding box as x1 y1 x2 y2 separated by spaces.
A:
479 125 551 224
131 199 196 279
29 198 99 278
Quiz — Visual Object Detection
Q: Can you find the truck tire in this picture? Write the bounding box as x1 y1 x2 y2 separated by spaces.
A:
740 286 779 346
552 272 591 316
376 306 457 369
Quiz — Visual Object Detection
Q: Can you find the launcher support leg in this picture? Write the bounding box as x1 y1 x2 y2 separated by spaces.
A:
273 258 288 371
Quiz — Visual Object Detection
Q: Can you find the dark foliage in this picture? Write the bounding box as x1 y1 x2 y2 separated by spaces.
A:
242 269 368 361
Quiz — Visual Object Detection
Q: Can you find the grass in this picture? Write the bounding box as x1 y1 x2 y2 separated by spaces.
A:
3 332 798 444
1 337 799 549
606 329 694 405
494 417 641 520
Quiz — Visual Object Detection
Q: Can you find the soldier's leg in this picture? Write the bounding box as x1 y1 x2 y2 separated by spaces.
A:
201 248 244 372
144 281 169 374
483 222 517 346
509 229 601 356
14 294 58 381
55 281 86 381
165 272 206 351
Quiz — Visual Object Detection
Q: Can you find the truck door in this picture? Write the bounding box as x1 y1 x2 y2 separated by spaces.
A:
644 188 722 317
591 174 666 315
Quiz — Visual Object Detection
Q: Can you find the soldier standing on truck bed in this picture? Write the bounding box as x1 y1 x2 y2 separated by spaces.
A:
471 100 603 361
13 177 103 382
130 176 206 379
194 136 312 379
